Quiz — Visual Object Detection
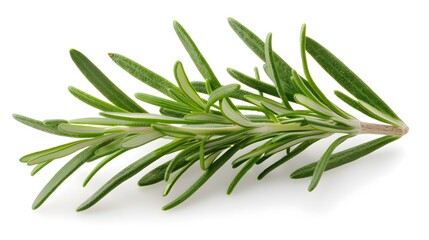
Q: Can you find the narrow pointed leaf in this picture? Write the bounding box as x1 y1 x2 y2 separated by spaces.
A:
305 37 401 120
108 53 181 99
31 161 51 176
308 135 353 191
69 49 145 113
100 112 192 124
174 61 206 109
58 123 107 137
227 155 260 194
173 21 221 89
220 99 256 127
164 158 198 196
295 94 339 117
167 88 204 110
206 84 240 112
299 25 351 119
358 100 405 127
83 150 126 187
135 92 192 112
69 117 148 126
334 90 390 124
32 141 111 209
13 114 78 137
138 157 190 186
265 33 292 109
23 133 123 165
291 136 399 179
227 68 279 97
77 139 186 211
162 141 246 210
191 81 257 102
68 86 127 112
258 140 317 180
228 18 299 98
184 112 232 124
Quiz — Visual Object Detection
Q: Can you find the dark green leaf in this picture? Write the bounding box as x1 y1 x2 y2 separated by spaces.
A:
108 53 181 100
69 49 145 113
334 90 391 124
291 136 399 179
32 140 112 209
100 112 191 124
76 139 186 211
206 84 240 112
264 33 292 109
308 134 353 191
305 37 401 120
174 61 206 109
162 140 247 210
258 140 317 180
228 18 299 98
13 114 78 137
135 92 192 112
68 86 127 112
191 81 257 102
227 68 279 97
138 157 190 186
83 150 126 187
173 21 221 89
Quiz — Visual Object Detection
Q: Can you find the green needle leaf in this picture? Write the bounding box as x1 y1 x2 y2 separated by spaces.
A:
173 21 221 90
334 90 391 125
22 133 124 165
206 84 240 112
227 68 279 97
291 136 399 179
191 81 257 102
164 158 198 196
83 150 126 187
138 157 190 186
32 140 112 209
162 140 246 210
77 139 186 212
258 140 318 180
184 112 232 124
228 18 300 99
135 92 192 113
264 33 292 110
299 25 351 119
220 99 256 127
13 114 78 137
227 155 260 194
68 86 128 113
174 61 206 109
100 112 192 124
308 134 354 191
69 49 145 113
108 53 181 100
305 37 401 120
69 117 148 126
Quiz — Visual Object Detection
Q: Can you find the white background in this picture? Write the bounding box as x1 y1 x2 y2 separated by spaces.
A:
1 0 428 239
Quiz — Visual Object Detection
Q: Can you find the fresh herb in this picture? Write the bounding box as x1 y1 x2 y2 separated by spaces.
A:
14 18 408 211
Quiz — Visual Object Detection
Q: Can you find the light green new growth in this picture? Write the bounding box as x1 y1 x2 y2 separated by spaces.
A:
14 18 408 211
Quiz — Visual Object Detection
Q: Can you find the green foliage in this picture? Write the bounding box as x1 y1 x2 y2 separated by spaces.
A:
14 18 407 211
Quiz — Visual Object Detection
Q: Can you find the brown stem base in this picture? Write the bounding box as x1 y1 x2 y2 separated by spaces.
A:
359 122 409 136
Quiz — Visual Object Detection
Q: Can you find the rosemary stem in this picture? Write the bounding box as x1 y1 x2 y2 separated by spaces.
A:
359 122 409 136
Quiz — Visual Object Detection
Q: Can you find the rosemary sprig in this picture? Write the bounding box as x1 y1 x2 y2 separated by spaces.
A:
14 18 408 211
